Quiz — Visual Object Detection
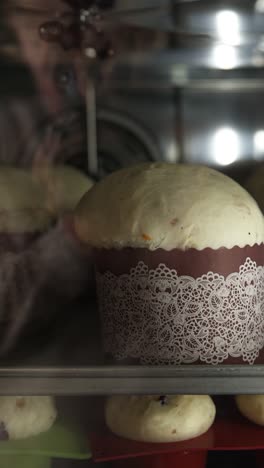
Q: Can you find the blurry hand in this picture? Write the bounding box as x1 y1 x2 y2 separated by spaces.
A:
8 0 86 113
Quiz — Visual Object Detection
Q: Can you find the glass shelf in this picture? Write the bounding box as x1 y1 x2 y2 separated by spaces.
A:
1 365 264 396
0 302 263 395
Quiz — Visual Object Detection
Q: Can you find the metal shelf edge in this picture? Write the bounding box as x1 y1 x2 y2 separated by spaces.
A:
0 366 263 394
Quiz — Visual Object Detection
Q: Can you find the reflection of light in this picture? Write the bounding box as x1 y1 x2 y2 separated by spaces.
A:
255 0 264 12
85 47 97 59
212 45 237 70
254 130 264 158
166 142 179 163
216 10 240 46
212 128 240 166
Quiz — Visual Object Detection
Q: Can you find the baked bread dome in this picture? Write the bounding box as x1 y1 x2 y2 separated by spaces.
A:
0 167 51 235
0 396 57 440
235 395 264 426
105 395 216 443
74 163 264 366
74 163 264 250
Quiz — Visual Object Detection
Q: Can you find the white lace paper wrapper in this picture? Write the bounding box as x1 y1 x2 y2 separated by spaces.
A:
96 257 264 365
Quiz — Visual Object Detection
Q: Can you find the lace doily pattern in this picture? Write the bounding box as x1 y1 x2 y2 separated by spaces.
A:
96 258 264 365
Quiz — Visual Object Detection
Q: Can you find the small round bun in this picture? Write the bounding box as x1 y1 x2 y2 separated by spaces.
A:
235 395 264 426
75 163 264 251
0 168 51 233
105 395 216 443
0 396 57 440
37 165 94 217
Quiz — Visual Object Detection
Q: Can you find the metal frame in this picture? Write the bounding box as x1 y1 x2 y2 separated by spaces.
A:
1 365 264 395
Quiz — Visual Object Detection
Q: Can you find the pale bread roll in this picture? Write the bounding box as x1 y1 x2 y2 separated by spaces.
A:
235 395 264 426
105 395 216 443
0 396 57 440
74 163 264 251
35 165 94 217
0 168 51 233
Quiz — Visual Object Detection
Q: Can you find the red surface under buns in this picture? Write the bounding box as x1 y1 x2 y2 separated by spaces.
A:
90 397 264 463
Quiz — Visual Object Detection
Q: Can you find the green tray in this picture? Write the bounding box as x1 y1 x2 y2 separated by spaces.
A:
0 454 51 468
0 420 91 468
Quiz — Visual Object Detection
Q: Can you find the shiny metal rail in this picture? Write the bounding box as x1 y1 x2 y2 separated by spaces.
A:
0 365 264 395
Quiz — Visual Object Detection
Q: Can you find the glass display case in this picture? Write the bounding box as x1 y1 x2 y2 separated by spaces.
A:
0 1 264 467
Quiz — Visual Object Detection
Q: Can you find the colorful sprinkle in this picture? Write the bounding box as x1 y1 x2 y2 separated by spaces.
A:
16 398 26 409
142 233 152 241
170 218 179 226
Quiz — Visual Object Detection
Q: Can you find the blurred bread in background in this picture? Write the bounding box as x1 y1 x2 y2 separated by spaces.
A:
33 164 94 218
